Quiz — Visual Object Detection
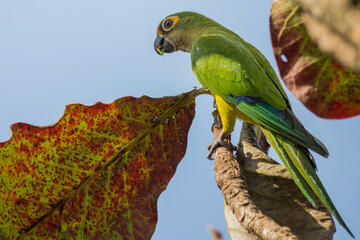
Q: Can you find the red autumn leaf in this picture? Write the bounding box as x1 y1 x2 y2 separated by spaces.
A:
270 0 360 119
0 89 204 239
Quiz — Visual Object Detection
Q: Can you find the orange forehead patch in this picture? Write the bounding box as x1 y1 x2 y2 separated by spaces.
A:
156 22 162 34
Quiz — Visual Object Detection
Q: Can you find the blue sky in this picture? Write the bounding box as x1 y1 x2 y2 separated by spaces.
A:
0 1 359 239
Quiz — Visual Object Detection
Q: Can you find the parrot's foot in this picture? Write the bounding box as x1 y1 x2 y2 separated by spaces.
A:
207 131 237 160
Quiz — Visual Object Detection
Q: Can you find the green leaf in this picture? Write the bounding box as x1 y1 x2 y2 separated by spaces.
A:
270 0 360 119
0 89 203 239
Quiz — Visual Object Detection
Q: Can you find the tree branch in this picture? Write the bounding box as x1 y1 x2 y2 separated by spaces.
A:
211 110 296 240
211 110 335 239
208 226 224 240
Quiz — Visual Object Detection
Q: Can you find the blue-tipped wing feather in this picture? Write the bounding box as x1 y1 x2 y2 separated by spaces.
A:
190 33 353 237
226 95 329 158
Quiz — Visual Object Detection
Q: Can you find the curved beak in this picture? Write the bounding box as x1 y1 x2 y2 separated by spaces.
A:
154 35 175 55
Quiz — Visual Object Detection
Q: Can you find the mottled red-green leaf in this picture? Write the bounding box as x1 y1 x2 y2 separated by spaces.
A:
0 89 204 239
270 0 360 119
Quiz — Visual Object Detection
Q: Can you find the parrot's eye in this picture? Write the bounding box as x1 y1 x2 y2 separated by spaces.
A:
163 19 173 30
161 16 179 32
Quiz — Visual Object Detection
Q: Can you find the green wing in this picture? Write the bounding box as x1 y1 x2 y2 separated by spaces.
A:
245 41 291 109
191 34 353 237
191 34 288 111
191 34 327 156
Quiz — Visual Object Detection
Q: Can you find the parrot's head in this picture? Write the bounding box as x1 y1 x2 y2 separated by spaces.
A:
154 11 218 55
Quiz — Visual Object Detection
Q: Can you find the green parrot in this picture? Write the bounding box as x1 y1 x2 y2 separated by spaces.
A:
154 11 354 237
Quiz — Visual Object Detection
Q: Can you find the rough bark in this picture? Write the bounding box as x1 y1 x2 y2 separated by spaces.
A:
211 110 335 239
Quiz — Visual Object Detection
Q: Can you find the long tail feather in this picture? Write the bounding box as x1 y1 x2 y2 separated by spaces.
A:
262 128 319 208
262 128 354 238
